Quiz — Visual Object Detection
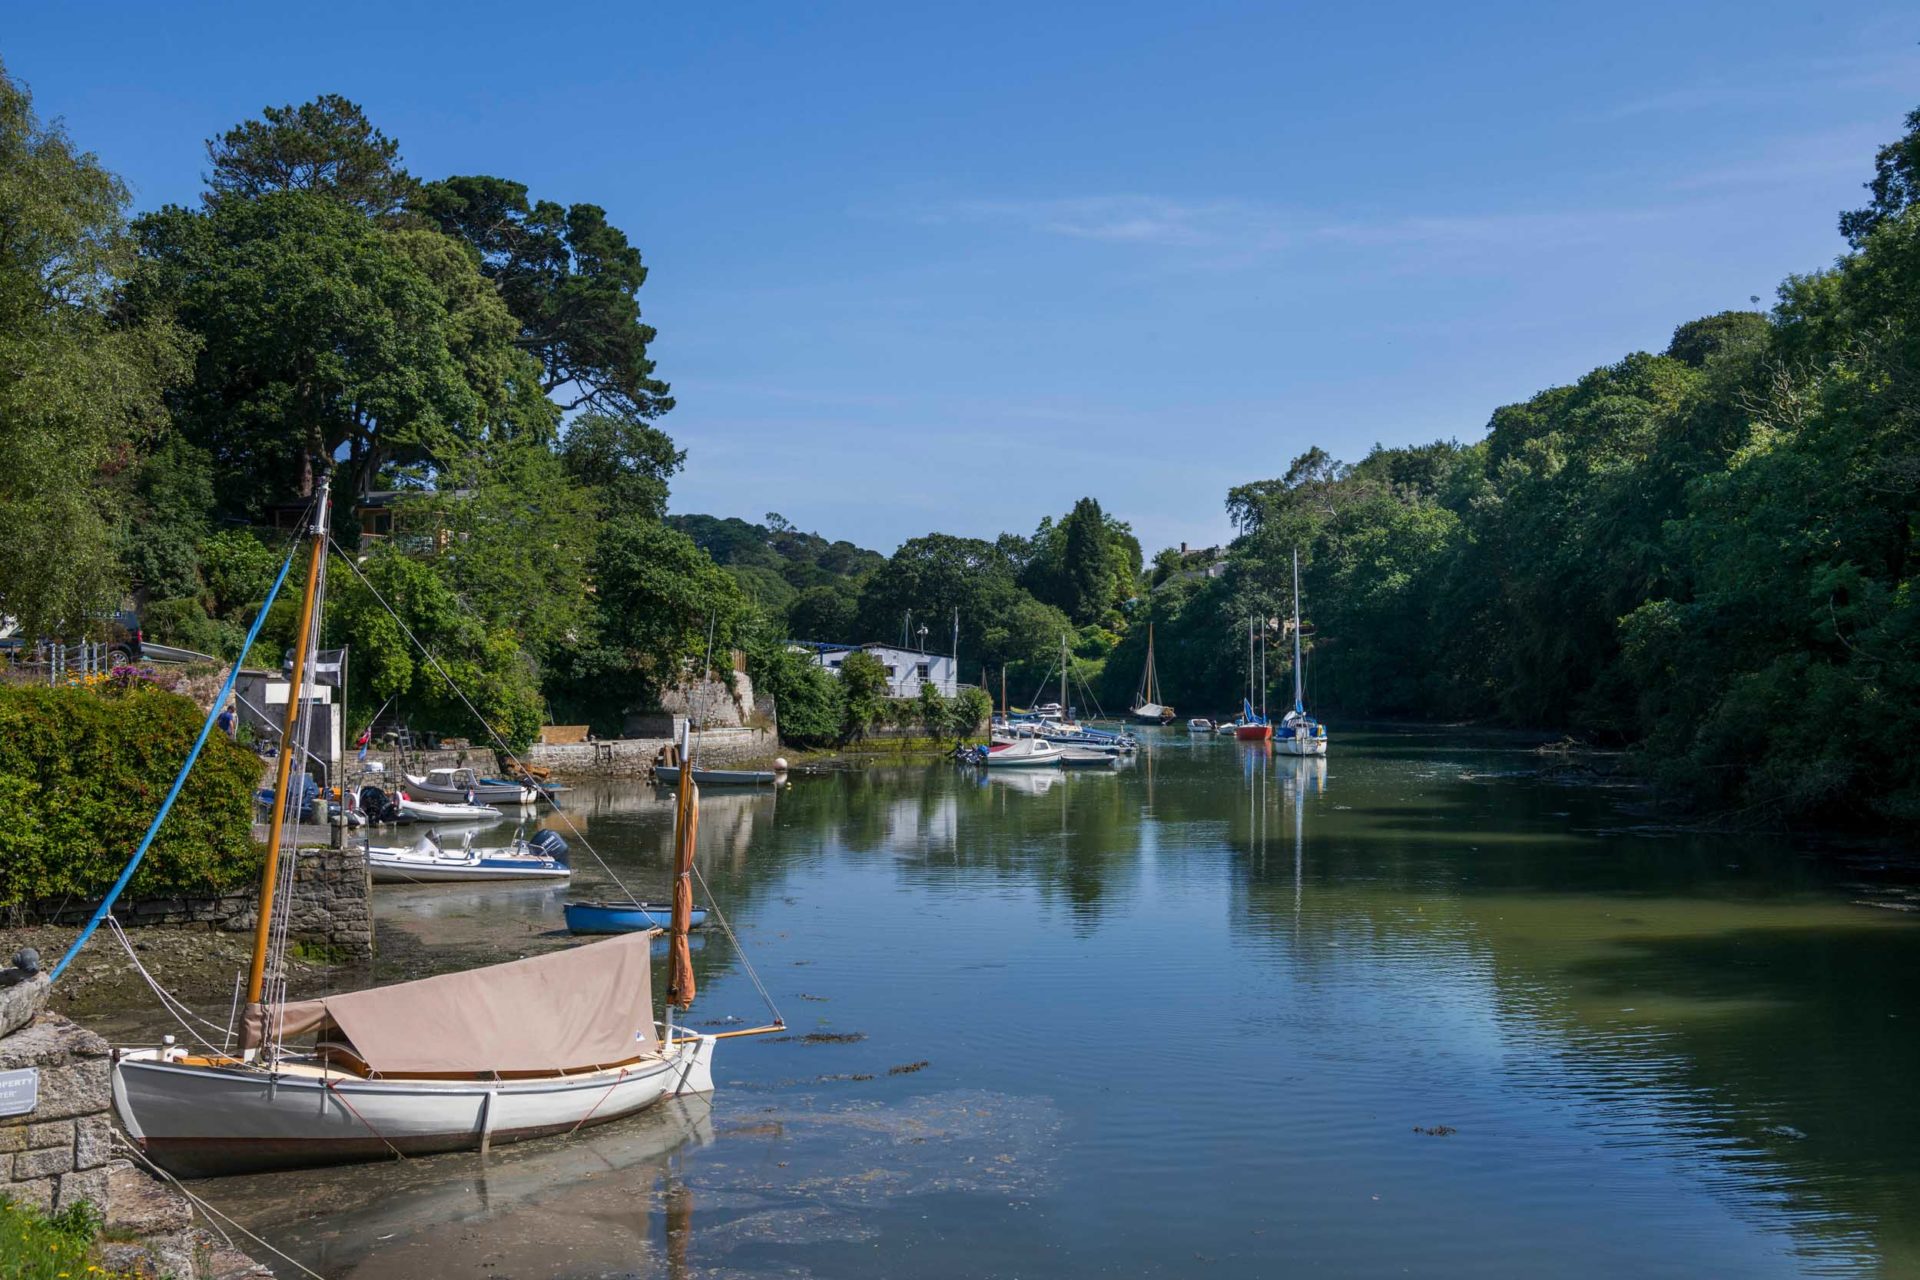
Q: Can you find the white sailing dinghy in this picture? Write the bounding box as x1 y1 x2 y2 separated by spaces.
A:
103 479 779 1177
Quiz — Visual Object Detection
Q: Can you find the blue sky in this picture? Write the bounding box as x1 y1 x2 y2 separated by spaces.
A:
6 3 1915 555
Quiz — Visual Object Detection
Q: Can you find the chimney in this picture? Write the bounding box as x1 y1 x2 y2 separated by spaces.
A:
1180 541 1188 555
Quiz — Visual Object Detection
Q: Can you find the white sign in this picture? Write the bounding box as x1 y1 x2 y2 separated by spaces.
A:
0 1067 38 1117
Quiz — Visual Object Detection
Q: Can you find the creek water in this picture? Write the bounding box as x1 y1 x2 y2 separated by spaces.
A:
206 728 1920 1278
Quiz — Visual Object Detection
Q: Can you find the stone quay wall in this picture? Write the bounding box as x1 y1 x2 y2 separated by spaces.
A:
35 844 373 960
0 1009 113 1214
527 726 781 779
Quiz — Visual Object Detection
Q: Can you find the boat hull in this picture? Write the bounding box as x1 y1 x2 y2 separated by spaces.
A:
653 766 777 786
367 853 570 883
112 1038 716 1179
395 799 503 823
1276 734 1328 756
407 777 538 806
564 901 708 934
1234 724 1273 741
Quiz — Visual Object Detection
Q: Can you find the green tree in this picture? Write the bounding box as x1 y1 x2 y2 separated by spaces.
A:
857 533 1070 677
0 61 194 637
325 545 544 748
1840 105 1920 247
546 519 748 733
204 94 415 217
418 175 673 423
560 412 683 520
742 625 845 746
131 191 499 504
838 650 890 741
787 584 861 641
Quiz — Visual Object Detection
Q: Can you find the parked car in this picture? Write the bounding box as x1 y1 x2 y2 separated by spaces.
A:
0 609 144 666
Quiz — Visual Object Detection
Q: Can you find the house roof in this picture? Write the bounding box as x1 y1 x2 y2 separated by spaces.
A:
791 640 953 660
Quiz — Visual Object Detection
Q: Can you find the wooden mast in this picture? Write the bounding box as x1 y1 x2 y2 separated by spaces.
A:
666 725 699 1013
246 475 330 1005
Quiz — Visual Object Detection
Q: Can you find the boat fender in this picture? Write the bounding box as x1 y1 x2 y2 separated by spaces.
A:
528 829 570 862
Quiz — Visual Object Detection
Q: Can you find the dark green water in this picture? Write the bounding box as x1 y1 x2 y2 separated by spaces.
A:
217 728 1920 1278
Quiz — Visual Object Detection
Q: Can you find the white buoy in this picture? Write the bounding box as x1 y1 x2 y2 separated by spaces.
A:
773 757 789 773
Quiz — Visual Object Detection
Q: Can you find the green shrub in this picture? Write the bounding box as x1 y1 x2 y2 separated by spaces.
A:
0 684 262 911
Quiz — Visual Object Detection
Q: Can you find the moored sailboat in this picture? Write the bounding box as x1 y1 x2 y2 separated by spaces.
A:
1129 623 1175 724
94 479 779 1177
1276 549 1329 757
1234 618 1273 740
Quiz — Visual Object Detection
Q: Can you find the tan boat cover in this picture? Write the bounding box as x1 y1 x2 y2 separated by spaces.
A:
238 932 658 1074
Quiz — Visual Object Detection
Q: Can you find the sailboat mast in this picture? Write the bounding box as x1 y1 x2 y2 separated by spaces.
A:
1136 621 1152 706
1059 632 1069 722
246 475 330 1005
1260 615 1267 720
1292 548 1304 712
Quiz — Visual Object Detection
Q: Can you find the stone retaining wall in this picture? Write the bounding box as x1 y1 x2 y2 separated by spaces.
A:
35 845 373 960
527 726 781 778
0 1012 113 1213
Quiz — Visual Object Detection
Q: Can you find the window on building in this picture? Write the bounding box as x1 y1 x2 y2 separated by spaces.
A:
828 659 842 669
885 666 896 677
917 662 931 681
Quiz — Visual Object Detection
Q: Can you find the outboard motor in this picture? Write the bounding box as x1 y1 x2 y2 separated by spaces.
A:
357 784 403 824
527 829 570 862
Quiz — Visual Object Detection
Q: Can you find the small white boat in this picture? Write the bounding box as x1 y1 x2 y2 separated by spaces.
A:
366 830 572 883
395 794 504 823
978 735 1062 768
1187 718 1214 732
1058 748 1121 769
405 767 539 807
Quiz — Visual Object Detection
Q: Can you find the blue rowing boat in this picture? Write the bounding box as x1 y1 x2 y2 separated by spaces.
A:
563 900 708 934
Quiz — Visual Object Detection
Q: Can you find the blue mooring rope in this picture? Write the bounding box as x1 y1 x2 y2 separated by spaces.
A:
51 548 298 983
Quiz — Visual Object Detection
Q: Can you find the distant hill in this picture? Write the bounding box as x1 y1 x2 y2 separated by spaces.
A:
666 513 884 635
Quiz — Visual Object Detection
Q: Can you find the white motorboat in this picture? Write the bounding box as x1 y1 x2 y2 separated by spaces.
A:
404 766 539 807
395 794 504 823
978 735 1062 768
366 829 572 883
1187 718 1214 732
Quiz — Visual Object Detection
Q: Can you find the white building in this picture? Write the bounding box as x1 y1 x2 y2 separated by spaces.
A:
804 642 958 698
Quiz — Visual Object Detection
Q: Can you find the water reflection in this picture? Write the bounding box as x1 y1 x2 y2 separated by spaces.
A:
210 1098 714 1278
214 729 1918 1278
